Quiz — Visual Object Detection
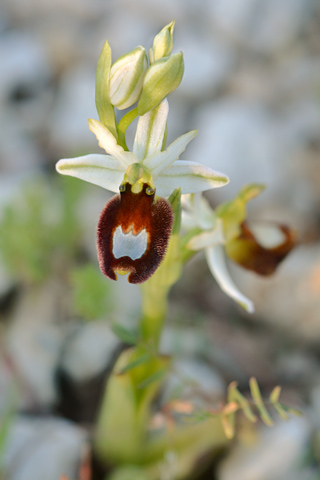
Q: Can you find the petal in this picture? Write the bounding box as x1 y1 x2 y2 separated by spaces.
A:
155 160 229 196
143 130 197 176
56 154 125 193
187 220 224 250
88 118 136 168
193 193 216 230
97 183 173 284
205 246 255 313
225 221 296 276
133 99 168 160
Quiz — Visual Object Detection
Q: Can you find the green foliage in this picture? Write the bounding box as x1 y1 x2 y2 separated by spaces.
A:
112 323 139 345
70 263 113 320
0 176 83 284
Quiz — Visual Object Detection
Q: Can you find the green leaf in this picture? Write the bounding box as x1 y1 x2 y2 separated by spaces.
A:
137 368 166 389
112 323 139 345
273 402 290 421
168 188 182 235
229 382 257 423
269 385 282 404
119 353 151 374
249 377 274 426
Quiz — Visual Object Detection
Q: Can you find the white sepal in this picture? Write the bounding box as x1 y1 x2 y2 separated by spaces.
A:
56 154 125 193
144 130 198 176
205 245 255 313
187 219 224 250
88 119 136 168
155 160 229 196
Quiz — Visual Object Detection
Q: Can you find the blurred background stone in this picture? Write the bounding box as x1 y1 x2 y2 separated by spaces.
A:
3 416 88 480
217 416 310 480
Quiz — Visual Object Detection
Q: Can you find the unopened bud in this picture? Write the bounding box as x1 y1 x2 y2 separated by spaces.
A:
110 46 147 110
149 21 175 63
138 52 184 116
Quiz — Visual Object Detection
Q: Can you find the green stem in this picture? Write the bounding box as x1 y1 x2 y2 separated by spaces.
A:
118 107 139 150
140 282 169 350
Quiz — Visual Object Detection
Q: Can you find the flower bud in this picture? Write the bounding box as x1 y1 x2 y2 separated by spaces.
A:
137 52 184 116
149 21 175 63
110 46 147 110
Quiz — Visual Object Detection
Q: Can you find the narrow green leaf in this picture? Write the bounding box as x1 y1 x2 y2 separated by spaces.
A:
278 403 303 417
112 323 139 345
168 188 181 235
119 353 150 374
269 385 281 404
273 402 289 421
249 377 274 426
222 413 235 440
229 384 257 423
137 368 166 389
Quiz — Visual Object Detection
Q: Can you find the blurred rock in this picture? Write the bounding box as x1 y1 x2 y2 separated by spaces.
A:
207 0 317 53
162 357 226 406
217 416 310 480
49 65 97 156
61 320 120 382
188 99 292 198
6 282 65 409
231 244 320 343
0 109 43 172
160 325 211 358
3 415 87 480
0 31 51 105
178 32 235 99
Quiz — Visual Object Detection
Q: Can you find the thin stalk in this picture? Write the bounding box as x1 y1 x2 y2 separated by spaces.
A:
140 282 169 351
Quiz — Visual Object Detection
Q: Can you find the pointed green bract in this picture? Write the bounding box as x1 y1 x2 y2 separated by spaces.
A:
95 40 117 138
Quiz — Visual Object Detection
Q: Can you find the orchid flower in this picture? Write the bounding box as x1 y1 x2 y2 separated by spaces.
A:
184 186 295 312
56 99 229 283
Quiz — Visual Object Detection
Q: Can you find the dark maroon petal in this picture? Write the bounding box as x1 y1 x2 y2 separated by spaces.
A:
225 221 296 276
97 183 173 284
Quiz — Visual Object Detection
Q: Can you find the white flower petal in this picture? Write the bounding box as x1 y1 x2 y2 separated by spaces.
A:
133 99 168 160
205 245 255 313
144 130 197 176
187 221 224 250
155 160 229 196
193 193 216 230
88 118 136 168
56 154 125 193
181 209 198 230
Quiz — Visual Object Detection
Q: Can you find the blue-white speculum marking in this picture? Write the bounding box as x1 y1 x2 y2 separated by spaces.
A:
112 225 149 260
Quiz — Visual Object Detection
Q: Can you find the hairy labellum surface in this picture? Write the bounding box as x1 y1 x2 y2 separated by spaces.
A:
97 183 173 284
